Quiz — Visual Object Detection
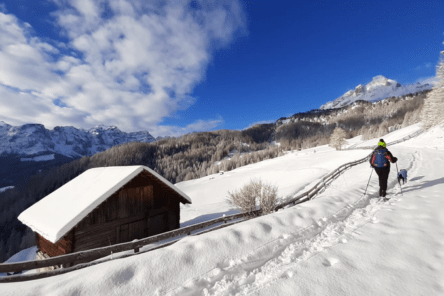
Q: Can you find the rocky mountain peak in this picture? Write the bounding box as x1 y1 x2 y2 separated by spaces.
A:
320 75 431 110
354 84 366 95
0 122 157 157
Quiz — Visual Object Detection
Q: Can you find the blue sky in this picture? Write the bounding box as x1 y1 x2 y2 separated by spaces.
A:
0 0 442 137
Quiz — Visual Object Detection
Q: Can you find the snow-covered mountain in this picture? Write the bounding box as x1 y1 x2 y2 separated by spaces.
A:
320 75 432 110
0 122 156 158
275 89 430 129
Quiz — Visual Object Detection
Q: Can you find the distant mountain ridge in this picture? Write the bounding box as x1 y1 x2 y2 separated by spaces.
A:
0 122 156 158
320 75 432 110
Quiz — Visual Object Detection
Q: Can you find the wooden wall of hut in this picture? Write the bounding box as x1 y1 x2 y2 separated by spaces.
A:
37 230 73 257
72 170 182 253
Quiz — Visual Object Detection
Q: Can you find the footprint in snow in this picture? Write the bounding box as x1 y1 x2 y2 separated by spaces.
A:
280 271 294 279
323 257 340 267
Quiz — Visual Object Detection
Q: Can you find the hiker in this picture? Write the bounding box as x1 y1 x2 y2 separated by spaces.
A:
369 139 398 198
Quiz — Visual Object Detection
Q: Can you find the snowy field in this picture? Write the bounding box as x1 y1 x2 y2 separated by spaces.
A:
176 147 369 225
348 123 424 149
0 247 37 278
1 123 444 295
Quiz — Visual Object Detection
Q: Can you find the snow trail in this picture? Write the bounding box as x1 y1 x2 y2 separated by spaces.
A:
165 149 417 296
167 195 397 296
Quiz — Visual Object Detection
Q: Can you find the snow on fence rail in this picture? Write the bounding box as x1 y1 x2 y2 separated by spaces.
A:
0 129 423 282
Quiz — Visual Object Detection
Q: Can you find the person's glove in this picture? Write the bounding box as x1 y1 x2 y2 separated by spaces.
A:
392 157 398 163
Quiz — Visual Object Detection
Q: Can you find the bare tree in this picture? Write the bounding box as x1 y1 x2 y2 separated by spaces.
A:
226 178 278 216
377 121 389 137
329 127 347 150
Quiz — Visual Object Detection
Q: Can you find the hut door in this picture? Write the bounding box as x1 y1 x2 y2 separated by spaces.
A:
119 220 145 243
119 224 129 242
148 213 167 237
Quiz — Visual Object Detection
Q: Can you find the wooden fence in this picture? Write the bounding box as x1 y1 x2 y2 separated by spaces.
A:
0 128 424 282
0 212 256 282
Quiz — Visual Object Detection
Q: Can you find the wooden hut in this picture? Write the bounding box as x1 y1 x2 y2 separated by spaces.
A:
18 166 192 269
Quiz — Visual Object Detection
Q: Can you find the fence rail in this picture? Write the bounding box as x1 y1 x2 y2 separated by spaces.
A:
0 128 424 282
0 211 255 277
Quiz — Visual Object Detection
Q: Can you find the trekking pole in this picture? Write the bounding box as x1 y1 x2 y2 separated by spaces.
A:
396 163 403 195
364 168 373 196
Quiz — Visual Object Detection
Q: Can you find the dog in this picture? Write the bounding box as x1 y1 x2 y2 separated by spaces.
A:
397 169 407 185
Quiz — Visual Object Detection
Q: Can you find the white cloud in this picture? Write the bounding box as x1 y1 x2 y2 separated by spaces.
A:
415 76 437 86
155 116 224 137
416 61 435 71
242 120 275 130
0 0 247 136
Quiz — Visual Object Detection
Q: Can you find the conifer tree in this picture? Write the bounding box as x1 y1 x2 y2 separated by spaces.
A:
422 51 444 130
329 127 347 150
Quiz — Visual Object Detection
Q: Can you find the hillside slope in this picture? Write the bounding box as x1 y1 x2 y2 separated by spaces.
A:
2 123 443 295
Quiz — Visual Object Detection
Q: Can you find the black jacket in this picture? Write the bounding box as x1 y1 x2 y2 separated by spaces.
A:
369 146 397 169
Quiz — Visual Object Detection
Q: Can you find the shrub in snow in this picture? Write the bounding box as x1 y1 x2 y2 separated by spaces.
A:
226 178 278 216
259 181 279 215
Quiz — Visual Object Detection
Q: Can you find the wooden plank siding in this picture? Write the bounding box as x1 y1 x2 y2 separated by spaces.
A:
37 231 73 257
70 170 182 254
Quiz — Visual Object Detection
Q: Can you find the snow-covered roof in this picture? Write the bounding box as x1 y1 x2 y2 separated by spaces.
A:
18 166 192 244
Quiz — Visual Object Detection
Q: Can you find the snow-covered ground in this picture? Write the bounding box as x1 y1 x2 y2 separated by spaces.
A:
1 123 444 296
398 121 444 151
344 122 424 149
177 147 368 224
0 247 37 278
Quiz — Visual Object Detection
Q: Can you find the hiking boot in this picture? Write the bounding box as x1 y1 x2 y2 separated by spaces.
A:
382 189 386 197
